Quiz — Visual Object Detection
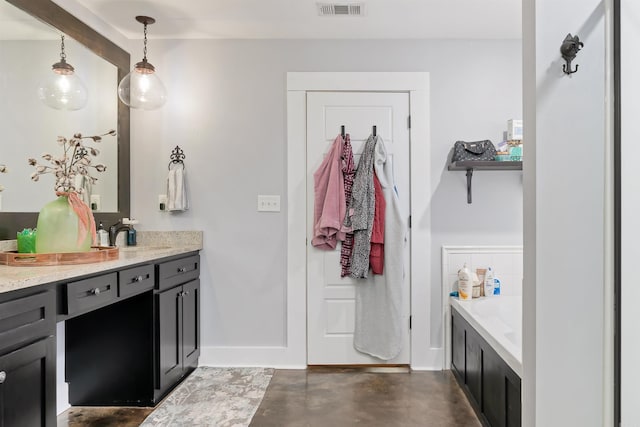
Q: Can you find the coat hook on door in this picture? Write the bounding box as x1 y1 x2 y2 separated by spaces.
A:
372 126 377 137
560 33 583 75
341 125 346 138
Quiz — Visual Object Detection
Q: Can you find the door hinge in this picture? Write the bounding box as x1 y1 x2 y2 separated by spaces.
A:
408 115 411 129
408 215 411 228
409 315 412 329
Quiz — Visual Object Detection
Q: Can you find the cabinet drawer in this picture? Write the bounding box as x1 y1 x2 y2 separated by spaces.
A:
119 265 154 298
66 273 117 315
157 255 200 291
0 291 54 350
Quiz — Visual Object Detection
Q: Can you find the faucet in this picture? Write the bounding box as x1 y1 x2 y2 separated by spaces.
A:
108 221 130 246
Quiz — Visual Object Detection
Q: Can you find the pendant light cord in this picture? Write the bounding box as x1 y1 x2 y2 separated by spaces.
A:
60 35 66 62
142 22 148 62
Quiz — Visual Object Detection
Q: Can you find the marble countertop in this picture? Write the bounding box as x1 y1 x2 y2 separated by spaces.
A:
0 231 203 294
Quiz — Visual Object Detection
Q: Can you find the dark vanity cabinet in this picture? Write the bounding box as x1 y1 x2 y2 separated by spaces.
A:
155 255 200 398
451 307 521 427
62 252 201 408
0 290 56 426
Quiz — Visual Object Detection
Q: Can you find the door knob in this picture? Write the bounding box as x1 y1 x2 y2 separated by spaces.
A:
0 371 6 384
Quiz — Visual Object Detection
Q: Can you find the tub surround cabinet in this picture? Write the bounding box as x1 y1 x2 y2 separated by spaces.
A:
0 247 201 426
452 306 521 427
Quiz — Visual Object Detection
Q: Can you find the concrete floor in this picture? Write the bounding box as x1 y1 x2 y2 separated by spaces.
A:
58 369 480 427
250 369 481 426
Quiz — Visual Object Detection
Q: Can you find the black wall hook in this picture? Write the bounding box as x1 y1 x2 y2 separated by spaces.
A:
561 33 584 75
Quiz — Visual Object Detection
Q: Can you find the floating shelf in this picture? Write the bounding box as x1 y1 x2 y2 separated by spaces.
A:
448 160 522 204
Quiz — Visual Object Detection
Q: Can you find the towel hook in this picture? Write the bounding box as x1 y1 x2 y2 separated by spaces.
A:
340 125 346 138
560 33 583 75
372 125 377 137
168 145 186 169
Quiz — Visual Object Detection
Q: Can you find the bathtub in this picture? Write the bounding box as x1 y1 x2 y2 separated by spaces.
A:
450 295 522 377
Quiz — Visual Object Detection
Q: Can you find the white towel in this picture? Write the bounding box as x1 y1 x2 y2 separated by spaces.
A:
167 164 189 211
353 137 408 361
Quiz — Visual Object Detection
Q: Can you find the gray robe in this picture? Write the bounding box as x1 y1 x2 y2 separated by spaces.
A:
344 134 377 279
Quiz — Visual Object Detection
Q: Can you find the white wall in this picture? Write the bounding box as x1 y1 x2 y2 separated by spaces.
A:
620 0 640 424
523 0 610 426
129 39 523 362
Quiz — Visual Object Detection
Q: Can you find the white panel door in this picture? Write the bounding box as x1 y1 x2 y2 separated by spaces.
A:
306 91 411 365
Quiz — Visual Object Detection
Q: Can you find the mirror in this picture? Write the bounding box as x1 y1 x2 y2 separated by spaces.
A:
0 0 130 240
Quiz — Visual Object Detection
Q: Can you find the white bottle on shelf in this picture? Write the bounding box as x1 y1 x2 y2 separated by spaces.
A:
458 263 473 301
484 267 494 298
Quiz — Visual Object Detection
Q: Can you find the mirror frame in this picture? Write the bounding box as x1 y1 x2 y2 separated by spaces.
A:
0 0 130 240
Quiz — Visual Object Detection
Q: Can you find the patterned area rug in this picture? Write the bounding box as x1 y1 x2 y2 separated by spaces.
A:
140 367 274 427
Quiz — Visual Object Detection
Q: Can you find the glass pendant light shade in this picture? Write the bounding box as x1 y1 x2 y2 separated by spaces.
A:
38 36 88 111
118 60 166 110
118 16 166 110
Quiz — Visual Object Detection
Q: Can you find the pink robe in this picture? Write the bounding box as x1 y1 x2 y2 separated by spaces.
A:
312 135 346 250
369 171 386 275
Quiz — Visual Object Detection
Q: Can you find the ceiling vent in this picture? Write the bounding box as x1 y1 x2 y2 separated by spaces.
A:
317 3 364 16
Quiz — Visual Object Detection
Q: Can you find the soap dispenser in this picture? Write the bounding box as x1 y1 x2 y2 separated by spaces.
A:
124 218 139 246
96 222 109 247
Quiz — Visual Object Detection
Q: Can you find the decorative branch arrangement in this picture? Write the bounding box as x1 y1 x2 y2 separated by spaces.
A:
28 130 116 194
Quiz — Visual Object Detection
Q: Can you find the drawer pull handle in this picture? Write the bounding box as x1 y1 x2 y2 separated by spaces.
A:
0 371 5 384
91 287 101 295
133 275 144 283
177 267 187 273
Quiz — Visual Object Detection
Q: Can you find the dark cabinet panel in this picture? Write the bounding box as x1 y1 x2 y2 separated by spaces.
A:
451 311 465 379
156 278 200 395
118 264 154 298
0 290 54 351
66 292 154 406
0 336 55 427
156 285 183 391
466 328 482 408
182 279 200 369
156 255 200 291
483 346 506 427
505 365 522 427
66 273 117 315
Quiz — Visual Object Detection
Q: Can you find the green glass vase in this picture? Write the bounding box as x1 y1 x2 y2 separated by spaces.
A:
36 196 92 253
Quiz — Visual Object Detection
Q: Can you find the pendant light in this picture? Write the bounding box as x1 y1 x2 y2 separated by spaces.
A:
37 35 88 111
118 16 166 110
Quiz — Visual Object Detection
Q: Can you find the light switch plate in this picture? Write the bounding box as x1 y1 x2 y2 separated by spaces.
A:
90 194 101 211
257 195 280 212
159 194 167 211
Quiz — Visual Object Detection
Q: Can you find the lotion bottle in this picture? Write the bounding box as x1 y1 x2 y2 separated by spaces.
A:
484 267 494 297
96 222 109 247
458 264 473 301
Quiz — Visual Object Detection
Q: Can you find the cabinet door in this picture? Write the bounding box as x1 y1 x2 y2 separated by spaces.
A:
482 346 506 427
156 286 183 391
0 336 55 427
451 312 465 379
466 328 482 408
182 280 200 370
505 366 522 427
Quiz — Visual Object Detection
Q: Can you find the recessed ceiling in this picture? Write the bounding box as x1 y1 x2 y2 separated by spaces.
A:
73 0 522 40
